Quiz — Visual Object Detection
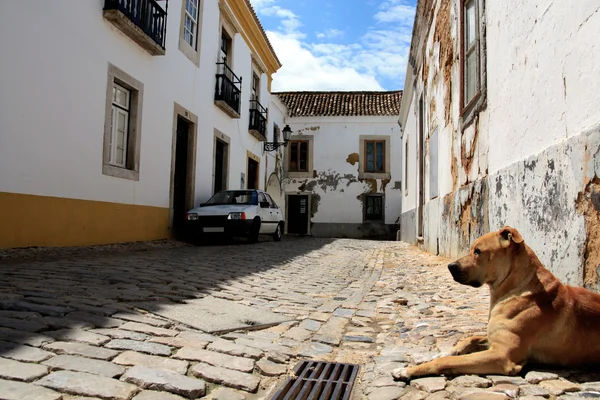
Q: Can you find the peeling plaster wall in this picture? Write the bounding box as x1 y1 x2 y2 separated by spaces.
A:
265 96 287 209
400 0 600 288
282 116 402 239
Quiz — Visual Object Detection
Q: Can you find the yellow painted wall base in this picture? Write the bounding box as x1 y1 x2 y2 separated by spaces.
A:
0 192 171 249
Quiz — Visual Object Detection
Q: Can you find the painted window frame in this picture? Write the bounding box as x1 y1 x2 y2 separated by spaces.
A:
364 194 385 222
284 135 314 179
460 0 487 129
359 135 391 180
288 140 309 172
364 140 386 173
109 83 130 168
179 0 202 66
102 63 143 181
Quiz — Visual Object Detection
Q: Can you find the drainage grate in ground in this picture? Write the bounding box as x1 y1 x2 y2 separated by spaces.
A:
270 360 360 400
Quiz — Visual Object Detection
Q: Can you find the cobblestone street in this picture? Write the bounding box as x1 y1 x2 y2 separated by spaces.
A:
0 237 599 400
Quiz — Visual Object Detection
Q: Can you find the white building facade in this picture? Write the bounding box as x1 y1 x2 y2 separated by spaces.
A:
399 0 600 288
0 0 281 248
275 91 403 239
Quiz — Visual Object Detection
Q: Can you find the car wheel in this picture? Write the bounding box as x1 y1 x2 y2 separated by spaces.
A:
247 219 260 243
273 223 282 242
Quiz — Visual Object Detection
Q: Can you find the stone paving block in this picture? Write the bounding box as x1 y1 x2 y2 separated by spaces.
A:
356 309 377 318
105 339 172 356
265 351 289 364
490 384 519 398
297 341 333 357
66 311 124 328
43 341 119 360
256 358 287 376
89 328 151 341
538 379 580 396
177 330 219 343
0 357 49 381
343 335 375 343
191 362 260 393
525 370 560 384
0 316 48 332
450 375 491 388
121 365 205 399
150 336 208 350
0 300 72 317
313 316 349 346
36 370 138 400
210 387 246 400
460 393 508 400
519 384 551 397
0 378 62 400
282 327 312 342
308 312 331 322
0 310 41 319
0 340 53 362
110 313 170 328
174 347 254 373
133 390 187 400
43 354 125 378
367 386 405 400
207 339 262 360
112 350 188 374
486 375 528 386
396 386 428 400
234 337 295 356
332 308 355 318
0 327 55 347
41 316 95 330
120 321 177 337
298 319 321 331
410 377 447 393
46 329 111 346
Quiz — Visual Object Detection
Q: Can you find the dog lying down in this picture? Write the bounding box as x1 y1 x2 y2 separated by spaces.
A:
392 226 600 381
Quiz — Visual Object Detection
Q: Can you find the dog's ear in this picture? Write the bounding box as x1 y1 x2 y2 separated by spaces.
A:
499 226 524 244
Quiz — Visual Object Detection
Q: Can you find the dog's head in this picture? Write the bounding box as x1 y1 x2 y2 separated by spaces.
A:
448 226 524 287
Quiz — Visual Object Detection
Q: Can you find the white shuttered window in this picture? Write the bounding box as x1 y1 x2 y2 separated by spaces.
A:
110 83 130 168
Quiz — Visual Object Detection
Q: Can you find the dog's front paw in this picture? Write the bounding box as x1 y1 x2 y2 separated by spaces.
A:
391 367 410 381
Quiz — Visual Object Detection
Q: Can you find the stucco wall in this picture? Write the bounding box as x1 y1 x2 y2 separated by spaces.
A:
283 116 402 239
399 0 600 287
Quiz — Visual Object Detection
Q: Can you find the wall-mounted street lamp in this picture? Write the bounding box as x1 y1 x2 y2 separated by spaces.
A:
264 124 291 152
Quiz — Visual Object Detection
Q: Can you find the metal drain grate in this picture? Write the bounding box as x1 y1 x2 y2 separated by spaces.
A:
270 360 360 400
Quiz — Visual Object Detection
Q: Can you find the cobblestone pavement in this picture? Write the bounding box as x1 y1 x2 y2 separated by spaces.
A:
0 237 599 400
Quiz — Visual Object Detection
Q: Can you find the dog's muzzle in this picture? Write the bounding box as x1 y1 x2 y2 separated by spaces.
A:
448 262 467 283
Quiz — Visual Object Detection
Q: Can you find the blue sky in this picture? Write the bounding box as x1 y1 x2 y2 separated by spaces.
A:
249 0 416 92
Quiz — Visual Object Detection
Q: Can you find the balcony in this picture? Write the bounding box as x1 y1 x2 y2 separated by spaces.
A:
214 62 242 119
103 0 167 56
248 100 268 141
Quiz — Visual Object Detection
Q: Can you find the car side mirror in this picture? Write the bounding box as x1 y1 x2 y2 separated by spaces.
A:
260 201 270 208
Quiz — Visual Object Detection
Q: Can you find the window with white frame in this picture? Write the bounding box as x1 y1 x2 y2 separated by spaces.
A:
183 0 199 48
103 63 143 181
110 83 130 168
460 0 486 126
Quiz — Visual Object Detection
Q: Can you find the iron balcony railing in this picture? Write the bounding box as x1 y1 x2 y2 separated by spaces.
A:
249 100 267 138
104 0 167 49
215 62 242 115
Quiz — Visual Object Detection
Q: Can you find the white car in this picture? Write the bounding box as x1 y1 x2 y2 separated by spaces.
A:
186 189 285 243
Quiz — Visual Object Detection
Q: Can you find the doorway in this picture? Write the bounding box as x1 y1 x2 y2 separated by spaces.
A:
214 139 228 194
287 194 309 235
247 157 258 189
173 117 191 237
417 95 425 238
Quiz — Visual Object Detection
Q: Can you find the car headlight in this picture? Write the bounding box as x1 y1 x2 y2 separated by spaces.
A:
187 213 199 221
227 212 246 220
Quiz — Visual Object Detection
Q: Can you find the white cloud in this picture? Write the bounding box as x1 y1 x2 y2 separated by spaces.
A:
249 0 415 91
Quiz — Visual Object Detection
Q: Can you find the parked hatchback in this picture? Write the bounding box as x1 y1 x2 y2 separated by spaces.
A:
186 189 285 242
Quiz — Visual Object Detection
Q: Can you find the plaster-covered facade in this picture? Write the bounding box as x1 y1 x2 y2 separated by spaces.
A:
0 0 281 248
399 0 600 288
275 91 403 239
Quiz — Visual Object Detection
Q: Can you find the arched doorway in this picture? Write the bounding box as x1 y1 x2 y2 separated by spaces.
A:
266 172 284 210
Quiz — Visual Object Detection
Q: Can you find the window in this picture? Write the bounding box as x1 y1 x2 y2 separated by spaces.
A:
179 0 201 65
265 193 279 209
251 72 260 102
365 195 384 221
110 83 130 168
183 0 199 48
460 0 486 123
365 140 385 173
220 29 232 66
103 63 143 181
404 137 409 194
289 140 309 172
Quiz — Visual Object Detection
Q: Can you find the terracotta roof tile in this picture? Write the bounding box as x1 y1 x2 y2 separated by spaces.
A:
275 91 402 117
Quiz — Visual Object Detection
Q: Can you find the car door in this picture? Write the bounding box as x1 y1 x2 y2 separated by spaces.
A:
257 192 274 233
266 193 283 226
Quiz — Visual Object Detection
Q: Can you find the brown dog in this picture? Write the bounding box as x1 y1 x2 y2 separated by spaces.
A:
392 226 600 381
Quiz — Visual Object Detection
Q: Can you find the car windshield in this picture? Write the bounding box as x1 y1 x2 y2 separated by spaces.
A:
205 190 258 206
